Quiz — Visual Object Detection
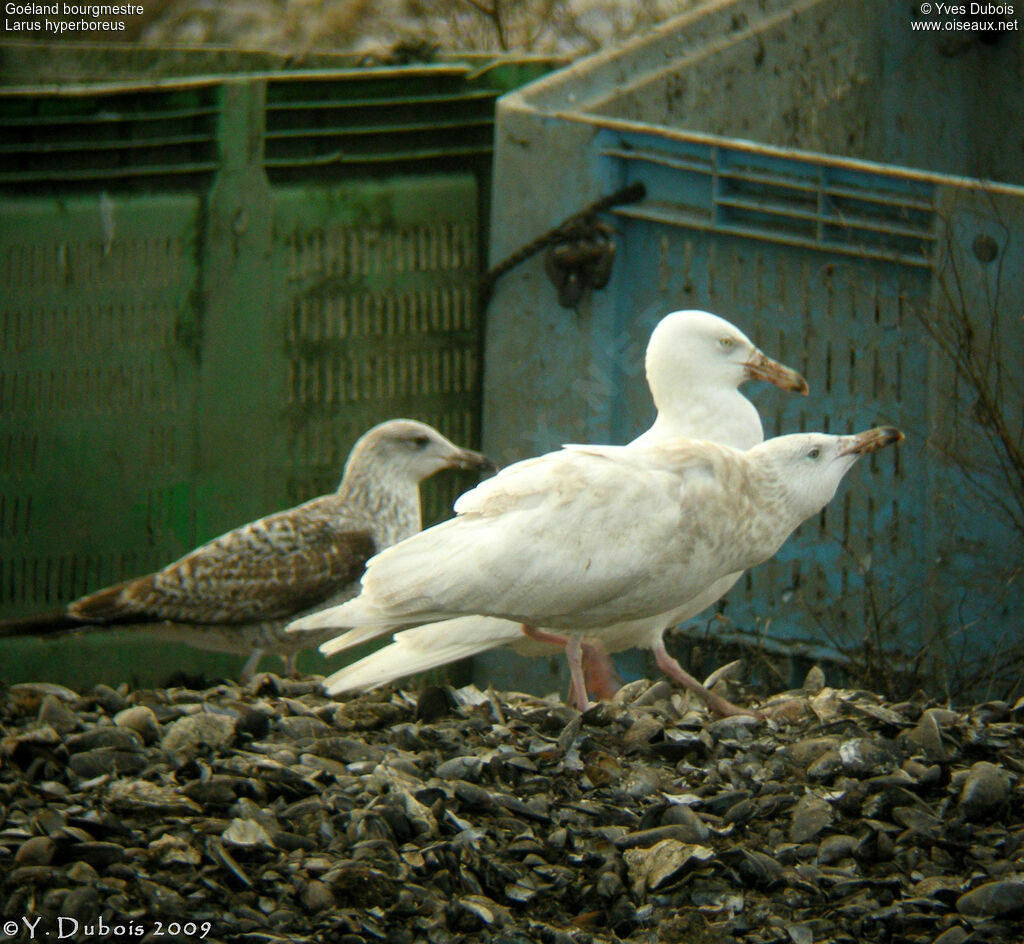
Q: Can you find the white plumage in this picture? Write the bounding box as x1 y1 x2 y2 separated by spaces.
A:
295 430 902 678
295 310 811 710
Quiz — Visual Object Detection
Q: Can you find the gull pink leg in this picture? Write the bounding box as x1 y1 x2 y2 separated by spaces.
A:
241 650 263 684
581 638 621 700
522 624 590 710
521 625 620 703
652 639 763 719
564 633 591 712
521 625 572 647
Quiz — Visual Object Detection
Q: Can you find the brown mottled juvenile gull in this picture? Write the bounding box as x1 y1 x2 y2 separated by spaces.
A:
291 427 903 707
298 309 808 711
0 420 494 679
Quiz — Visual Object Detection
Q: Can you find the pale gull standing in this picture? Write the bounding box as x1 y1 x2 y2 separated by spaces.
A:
0 420 494 679
299 310 807 712
292 427 903 708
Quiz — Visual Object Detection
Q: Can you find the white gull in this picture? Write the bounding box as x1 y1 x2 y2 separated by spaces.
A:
309 310 808 711
290 427 904 710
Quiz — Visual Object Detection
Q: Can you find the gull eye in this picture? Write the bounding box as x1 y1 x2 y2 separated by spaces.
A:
412 435 430 449
807 447 821 460
718 336 735 350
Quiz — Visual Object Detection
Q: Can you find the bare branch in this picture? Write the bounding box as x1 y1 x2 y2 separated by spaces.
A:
457 0 508 50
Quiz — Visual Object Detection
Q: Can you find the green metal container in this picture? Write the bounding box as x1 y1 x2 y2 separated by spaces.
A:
0 44 559 687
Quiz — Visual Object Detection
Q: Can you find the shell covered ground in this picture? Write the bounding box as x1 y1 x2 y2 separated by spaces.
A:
1 672 1023 944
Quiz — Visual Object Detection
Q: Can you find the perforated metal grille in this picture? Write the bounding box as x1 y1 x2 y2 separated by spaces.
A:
0 194 202 610
264 71 502 179
0 51 557 686
275 175 481 521
608 142 927 656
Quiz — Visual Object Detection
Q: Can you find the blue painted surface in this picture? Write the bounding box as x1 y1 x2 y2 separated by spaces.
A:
602 132 931 661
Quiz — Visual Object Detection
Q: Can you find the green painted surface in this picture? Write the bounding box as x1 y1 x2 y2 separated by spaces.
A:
0 52 553 689
1 192 204 608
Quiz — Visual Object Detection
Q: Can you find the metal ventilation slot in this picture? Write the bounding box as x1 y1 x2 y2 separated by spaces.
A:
0 90 219 188
822 185 934 260
715 155 934 263
603 138 936 267
717 172 820 240
264 74 503 176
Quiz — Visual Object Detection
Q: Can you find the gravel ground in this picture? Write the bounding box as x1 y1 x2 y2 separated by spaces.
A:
2 671 1023 943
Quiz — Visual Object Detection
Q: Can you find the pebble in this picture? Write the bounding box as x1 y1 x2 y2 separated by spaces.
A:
106 778 203 815
788 736 840 768
91 684 128 714
276 715 334 740
65 861 100 884
68 747 147 778
148 834 201 866
68 841 126 867
623 838 714 895
836 737 898 777
38 694 79 734
802 665 827 693
62 886 102 922
301 879 335 911
161 712 237 753
622 766 661 798
901 711 952 761
659 803 711 842
224 817 275 849
956 880 1024 918
436 755 485 781
616 824 709 849
66 726 143 753
14 836 55 865
789 793 834 842
957 760 1011 820
113 705 161 744
9 681 79 709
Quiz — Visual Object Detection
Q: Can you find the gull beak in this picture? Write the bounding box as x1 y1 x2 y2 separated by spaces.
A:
450 448 499 475
744 349 810 395
838 426 905 456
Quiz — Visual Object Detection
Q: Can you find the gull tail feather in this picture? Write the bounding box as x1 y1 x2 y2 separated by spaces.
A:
319 621 404 657
0 611 88 638
323 616 528 693
286 594 383 634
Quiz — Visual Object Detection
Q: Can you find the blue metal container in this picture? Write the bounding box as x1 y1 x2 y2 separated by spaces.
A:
480 0 1024 700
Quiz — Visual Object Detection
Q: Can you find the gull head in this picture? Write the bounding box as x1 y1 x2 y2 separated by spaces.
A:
343 419 496 486
757 426 904 521
646 309 809 408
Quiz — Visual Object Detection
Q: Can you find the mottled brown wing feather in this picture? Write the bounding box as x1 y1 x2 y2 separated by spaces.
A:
70 516 376 625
